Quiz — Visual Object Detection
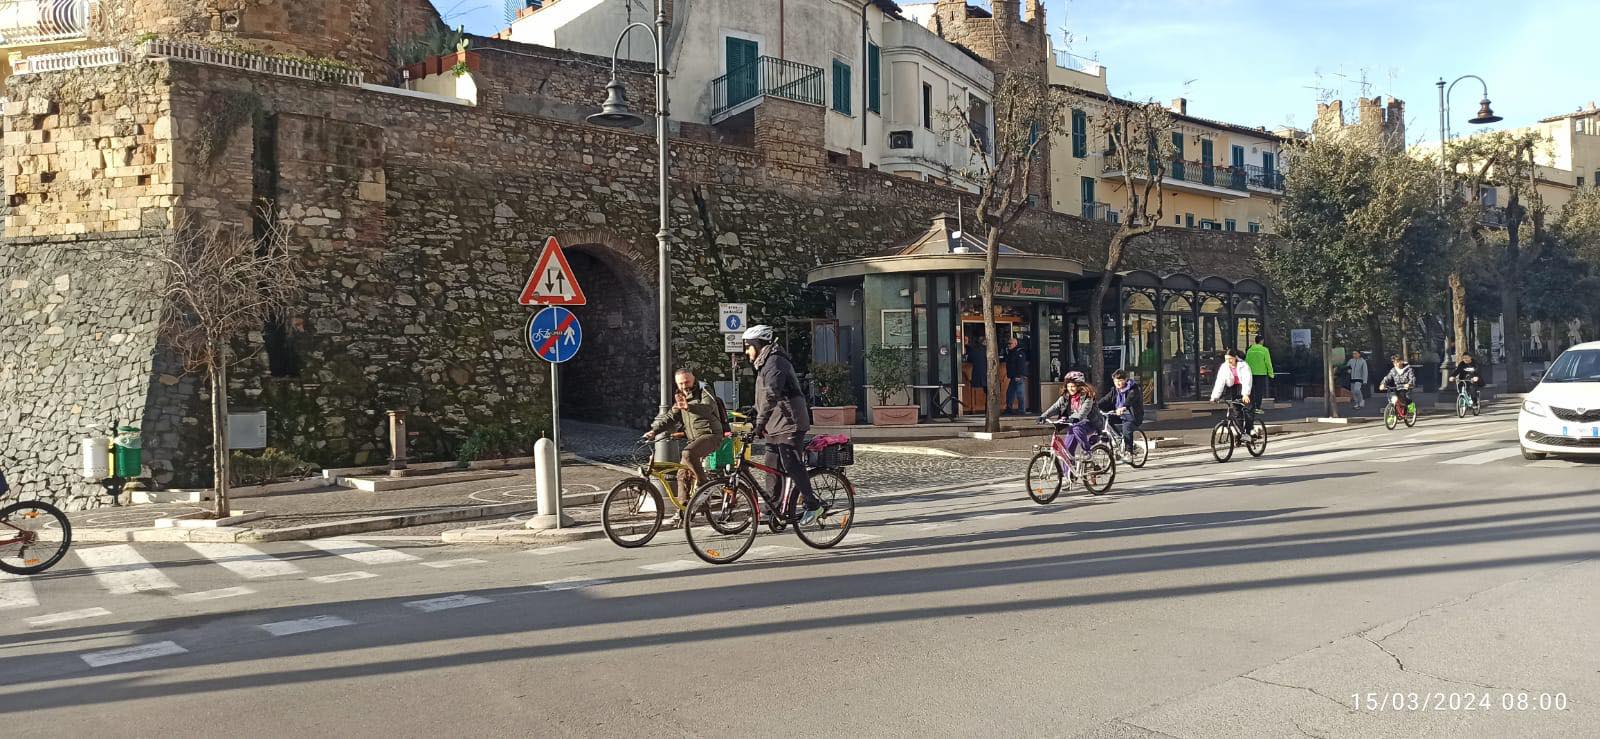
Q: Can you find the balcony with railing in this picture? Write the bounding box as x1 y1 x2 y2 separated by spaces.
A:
1478 205 1507 228
1102 158 1248 195
0 0 92 46
1244 163 1285 192
1080 201 1121 224
711 56 824 120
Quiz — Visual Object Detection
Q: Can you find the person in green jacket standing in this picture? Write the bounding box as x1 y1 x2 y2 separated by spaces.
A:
1244 335 1275 419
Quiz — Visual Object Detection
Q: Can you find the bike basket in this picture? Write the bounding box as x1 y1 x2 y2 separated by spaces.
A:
706 437 734 471
808 442 854 468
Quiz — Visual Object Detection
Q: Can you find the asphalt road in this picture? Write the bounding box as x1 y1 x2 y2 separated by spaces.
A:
2 406 1596 738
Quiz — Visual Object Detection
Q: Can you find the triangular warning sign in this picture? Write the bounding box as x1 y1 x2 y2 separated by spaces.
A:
518 236 588 306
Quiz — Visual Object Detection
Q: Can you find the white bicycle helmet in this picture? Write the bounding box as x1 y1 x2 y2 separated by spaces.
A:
741 324 774 343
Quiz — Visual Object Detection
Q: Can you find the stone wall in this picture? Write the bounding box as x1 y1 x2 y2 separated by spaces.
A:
2 42 1273 507
92 0 443 81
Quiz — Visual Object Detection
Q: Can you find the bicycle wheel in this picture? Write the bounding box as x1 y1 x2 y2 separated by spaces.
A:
1246 423 1268 458
0 500 72 575
1127 430 1150 469
684 484 757 565
1210 421 1235 462
1025 451 1062 504
1082 444 1117 494
692 476 757 536
1471 397 1481 416
1456 395 1468 419
1384 404 1398 430
600 478 663 548
1403 408 1418 428
794 469 855 549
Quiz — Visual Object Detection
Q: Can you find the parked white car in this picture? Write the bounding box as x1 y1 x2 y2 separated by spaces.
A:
1519 341 1600 459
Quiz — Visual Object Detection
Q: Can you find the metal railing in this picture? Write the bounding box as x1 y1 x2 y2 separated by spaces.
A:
1080 201 1121 224
0 0 92 45
1244 163 1285 191
712 56 824 116
1103 158 1249 193
10 44 120 74
141 38 364 86
1478 205 1507 227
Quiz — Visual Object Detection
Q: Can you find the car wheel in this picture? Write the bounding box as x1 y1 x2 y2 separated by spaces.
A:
1520 446 1546 461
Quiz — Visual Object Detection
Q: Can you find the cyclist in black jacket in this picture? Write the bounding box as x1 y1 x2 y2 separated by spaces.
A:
1449 354 1484 407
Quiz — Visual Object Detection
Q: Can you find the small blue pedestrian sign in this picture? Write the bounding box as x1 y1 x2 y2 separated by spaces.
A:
528 306 582 364
724 314 743 332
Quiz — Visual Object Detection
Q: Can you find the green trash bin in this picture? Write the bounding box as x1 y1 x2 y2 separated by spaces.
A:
112 425 143 478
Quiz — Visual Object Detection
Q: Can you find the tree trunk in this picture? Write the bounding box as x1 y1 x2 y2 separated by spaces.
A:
1322 318 1338 419
210 352 231 519
1502 208 1527 393
1448 271 1468 359
1366 311 1386 366
1398 313 1410 362
1087 260 1117 391
982 228 1003 433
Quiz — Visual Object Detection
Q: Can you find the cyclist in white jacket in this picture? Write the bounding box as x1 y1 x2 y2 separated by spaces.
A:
1210 349 1257 434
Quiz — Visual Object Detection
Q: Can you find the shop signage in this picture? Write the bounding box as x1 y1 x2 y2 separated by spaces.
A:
994 278 1066 302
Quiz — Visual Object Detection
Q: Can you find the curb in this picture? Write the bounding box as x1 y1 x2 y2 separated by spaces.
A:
440 525 606 544
854 443 965 458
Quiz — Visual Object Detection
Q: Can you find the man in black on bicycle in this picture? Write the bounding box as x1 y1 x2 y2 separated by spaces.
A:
1448 353 1483 407
742 325 823 526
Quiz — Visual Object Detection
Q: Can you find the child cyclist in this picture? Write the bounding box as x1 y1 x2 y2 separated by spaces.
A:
1039 371 1103 456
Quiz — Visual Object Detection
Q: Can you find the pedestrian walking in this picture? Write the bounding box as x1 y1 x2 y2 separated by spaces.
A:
1346 351 1369 409
1244 335 1275 419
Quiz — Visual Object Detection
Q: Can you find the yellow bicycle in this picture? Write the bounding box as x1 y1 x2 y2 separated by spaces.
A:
600 414 749 548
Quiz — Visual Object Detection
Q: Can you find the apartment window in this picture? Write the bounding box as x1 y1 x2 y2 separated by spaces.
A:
1593 169 1599 187
921 83 932 129
1225 218 1237 231
969 96 990 153
832 60 852 116
1263 152 1277 177
1185 213 1195 228
866 43 881 114
1248 221 1262 233
1200 220 1219 230
1581 176 1587 188
1231 145 1245 169
1071 109 1087 158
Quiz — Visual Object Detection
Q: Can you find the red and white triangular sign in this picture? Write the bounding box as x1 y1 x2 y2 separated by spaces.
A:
518 236 587 306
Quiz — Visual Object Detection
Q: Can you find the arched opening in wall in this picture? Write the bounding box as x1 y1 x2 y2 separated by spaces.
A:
558 248 655 429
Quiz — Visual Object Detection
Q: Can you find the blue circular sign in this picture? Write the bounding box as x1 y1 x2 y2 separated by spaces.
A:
528 307 582 364
724 314 743 332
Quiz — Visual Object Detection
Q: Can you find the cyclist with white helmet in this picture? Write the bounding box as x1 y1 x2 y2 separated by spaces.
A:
741 325 823 525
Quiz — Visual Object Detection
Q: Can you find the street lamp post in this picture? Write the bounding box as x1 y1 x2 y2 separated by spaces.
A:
589 9 673 463
1436 75 1502 369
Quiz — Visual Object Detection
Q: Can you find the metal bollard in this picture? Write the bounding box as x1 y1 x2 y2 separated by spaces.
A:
387 410 409 477
527 437 572 530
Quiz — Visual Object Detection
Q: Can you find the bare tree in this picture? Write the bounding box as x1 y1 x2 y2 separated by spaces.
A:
1088 100 1175 389
951 70 1071 432
143 212 305 517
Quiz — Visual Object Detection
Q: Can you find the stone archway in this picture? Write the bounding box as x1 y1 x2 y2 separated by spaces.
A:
550 231 657 429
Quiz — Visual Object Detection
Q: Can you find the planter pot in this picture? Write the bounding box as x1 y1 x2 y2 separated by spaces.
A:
871 405 919 426
811 406 857 426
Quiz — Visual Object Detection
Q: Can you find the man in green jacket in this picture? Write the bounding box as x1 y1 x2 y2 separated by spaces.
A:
643 369 727 498
1245 335 1275 418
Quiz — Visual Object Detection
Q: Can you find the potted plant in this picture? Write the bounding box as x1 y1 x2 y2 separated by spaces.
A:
865 344 918 426
809 361 857 426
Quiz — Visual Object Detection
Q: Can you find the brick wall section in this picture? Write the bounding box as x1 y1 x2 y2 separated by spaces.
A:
92 0 443 81
467 36 657 122
754 98 827 170
2 64 177 238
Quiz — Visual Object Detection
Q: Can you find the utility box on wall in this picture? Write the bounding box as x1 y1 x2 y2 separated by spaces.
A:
228 412 268 450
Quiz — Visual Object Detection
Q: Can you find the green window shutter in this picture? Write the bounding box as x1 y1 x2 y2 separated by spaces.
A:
1071 109 1087 158
867 44 881 114
832 60 851 115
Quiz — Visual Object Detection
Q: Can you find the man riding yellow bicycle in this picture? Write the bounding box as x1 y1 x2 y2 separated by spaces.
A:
642 369 727 501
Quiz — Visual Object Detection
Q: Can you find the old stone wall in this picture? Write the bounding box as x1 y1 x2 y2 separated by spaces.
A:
2 43 1271 507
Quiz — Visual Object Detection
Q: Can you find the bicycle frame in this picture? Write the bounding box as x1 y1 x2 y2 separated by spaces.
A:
724 440 805 522
1044 421 1095 483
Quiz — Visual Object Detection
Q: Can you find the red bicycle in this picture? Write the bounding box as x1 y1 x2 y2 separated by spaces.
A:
0 471 73 575
682 434 855 564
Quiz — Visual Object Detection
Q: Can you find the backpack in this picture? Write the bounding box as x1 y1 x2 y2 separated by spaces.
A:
702 382 730 435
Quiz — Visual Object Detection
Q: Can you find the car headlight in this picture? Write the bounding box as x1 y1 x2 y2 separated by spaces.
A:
1522 400 1547 417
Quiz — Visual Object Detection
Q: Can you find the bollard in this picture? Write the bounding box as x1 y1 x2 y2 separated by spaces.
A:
387 410 409 477
527 437 573 530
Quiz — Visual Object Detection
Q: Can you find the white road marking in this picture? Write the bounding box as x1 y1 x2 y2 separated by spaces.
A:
76 544 180 595
640 560 701 573
26 607 111 627
1375 438 1496 463
420 558 486 569
0 572 39 610
747 545 801 558
310 571 377 584
1441 446 1524 465
302 540 421 565
173 586 255 603
184 543 304 579
916 523 954 531
81 640 188 668
405 594 493 613
846 532 882 542
526 545 579 556
534 576 610 591
973 512 1021 521
259 615 354 637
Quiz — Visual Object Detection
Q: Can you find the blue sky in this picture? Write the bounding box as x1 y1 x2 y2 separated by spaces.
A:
436 0 1597 144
